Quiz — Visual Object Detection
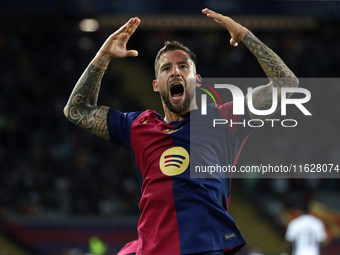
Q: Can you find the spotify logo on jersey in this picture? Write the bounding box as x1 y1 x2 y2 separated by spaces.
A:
159 147 189 176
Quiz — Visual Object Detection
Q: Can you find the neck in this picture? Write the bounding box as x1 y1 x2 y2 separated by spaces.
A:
164 111 188 123
163 101 198 123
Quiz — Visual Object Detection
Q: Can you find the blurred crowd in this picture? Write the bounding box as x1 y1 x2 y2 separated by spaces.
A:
0 14 339 219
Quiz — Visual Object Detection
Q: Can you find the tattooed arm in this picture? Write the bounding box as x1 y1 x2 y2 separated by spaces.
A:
242 32 299 119
64 17 140 140
202 8 299 120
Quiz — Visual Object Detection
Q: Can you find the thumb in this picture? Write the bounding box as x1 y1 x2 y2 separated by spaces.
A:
125 49 139 57
230 38 238 47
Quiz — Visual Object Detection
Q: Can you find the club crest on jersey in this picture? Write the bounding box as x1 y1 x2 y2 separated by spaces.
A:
159 147 189 176
163 128 178 134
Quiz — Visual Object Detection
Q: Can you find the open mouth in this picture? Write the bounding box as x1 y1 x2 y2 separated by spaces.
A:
170 82 184 100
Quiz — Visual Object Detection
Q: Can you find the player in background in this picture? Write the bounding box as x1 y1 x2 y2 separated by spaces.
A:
285 203 327 255
64 8 298 255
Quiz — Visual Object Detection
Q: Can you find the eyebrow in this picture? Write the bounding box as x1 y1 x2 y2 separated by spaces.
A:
160 60 190 70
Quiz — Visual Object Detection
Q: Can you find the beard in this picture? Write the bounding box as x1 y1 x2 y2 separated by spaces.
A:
160 85 195 115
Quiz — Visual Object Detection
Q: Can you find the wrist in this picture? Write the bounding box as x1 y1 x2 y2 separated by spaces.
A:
239 27 250 42
92 53 111 69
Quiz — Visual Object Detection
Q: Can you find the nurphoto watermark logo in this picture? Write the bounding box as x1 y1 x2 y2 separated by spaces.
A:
190 78 339 179
198 79 312 128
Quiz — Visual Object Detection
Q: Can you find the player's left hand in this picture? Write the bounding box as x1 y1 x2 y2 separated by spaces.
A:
202 8 249 47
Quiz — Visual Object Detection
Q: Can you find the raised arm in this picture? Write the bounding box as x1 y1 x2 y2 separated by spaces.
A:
64 17 140 140
202 8 299 120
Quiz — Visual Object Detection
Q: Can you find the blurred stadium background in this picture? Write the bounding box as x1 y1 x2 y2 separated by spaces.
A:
0 0 340 254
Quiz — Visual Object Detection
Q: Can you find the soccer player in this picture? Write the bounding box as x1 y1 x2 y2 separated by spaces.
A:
285 204 327 255
64 8 298 255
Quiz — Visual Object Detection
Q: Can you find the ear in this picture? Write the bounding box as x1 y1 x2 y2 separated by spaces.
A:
153 79 159 92
195 74 202 87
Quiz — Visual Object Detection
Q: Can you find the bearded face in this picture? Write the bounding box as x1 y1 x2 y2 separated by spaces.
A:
153 50 199 117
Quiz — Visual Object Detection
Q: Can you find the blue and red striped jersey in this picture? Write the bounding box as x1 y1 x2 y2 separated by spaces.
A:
107 102 255 255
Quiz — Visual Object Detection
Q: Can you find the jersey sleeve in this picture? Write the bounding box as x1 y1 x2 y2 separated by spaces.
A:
285 221 295 241
317 219 327 242
107 108 142 149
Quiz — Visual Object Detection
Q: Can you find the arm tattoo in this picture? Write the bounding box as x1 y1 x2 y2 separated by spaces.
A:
243 31 298 110
65 62 110 139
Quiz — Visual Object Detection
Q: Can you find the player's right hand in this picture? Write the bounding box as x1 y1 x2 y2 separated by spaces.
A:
97 17 140 61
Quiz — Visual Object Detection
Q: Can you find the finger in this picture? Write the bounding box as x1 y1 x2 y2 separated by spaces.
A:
126 17 141 36
115 17 140 36
125 49 138 57
230 38 238 47
116 18 133 34
202 8 222 20
213 18 223 25
202 8 218 15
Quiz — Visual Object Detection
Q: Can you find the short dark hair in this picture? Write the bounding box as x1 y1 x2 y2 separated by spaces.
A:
154 41 197 77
